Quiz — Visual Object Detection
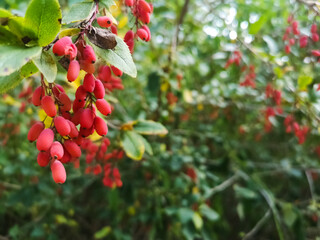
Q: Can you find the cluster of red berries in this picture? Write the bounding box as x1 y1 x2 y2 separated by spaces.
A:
239 65 256 88
28 36 114 184
284 16 320 55
82 138 124 188
123 0 153 53
224 50 242 68
284 115 309 144
265 84 282 106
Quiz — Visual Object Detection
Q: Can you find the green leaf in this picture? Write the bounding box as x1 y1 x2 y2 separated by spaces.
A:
121 131 145 161
298 75 313 91
94 226 111 239
0 45 41 76
178 208 194 224
0 71 22 93
249 14 270 35
8 17 37 42
133 120 168 135
139 135 153 155
0 26 21 45
281 203 297 227
99 0 115 9
88 36 137 78
62 1 95 24
25 0 62 46
33 51 57 83
20 61 39 78
199 204 219 221
0 61 39 93
234 185 257 199
192 212 203 230
0 8 12 18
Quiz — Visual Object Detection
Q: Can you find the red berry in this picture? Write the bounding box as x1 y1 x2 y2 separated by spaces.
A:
124 30 134 42
37 151 50 167
58 93 72 112
311 24 317 33
52 37 72 56
285 45 291 54
54 116 71 136
72 99 86 113
93 80 105 99
60 149 71 164
138 10 150 24
67 60 80 82
50 141 64 159
300 35 308 48
96 99 112 116
51 160 66 184
75 85 87 101
111 66 123 77
80 108 95 129
36 128 54 151
141 25 151 41
28 121 45 142
312 33 319 42
94 116 108 136
83 73 96 92
98 66 112 82
41 96 57 117
80 126 95 137
64 43 77 60
32 86 44 106
67 120 79 138
79 60 95 73
125 0 133 6
64 140 81 158
138 0 152 13
97 16 113 28
111 25 118 35
82 45 96 63
289 38 295 45
137 28 148 41
53 84 65 97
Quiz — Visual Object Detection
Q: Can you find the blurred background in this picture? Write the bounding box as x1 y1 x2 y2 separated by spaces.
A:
1 0 320 239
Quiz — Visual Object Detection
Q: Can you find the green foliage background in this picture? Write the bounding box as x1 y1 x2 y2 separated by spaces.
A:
1 0 320 239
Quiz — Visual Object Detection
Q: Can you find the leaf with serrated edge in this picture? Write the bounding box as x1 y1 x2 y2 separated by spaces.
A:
121 131 145 161
0 45 41 76
88 36 137 78
33 51 57 83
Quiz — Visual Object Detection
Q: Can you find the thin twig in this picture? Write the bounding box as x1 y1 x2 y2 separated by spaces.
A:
242 209 271 240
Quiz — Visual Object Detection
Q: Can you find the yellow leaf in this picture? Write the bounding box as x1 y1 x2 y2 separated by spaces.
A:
38 109 53 128
160 82 169 92
118 16 128 29
89 131 102 141
197 103 204 111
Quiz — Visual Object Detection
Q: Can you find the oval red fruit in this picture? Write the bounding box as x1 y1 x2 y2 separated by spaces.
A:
41 96 57 117
82 45 96 63
51 160 66 184
93 80 105 99
83 73 96 92
50 141 64 159
111 66 123 77
137 28 148 41
32 86 44 106
37 151 50 167
67 60 80 82
96 99 112 116
52 37 72 56
94 116 108 136
97 16 112 28
80 108 95 129
54 116 71 136
36 128 54 151
28 121 45 142
64 140 81 158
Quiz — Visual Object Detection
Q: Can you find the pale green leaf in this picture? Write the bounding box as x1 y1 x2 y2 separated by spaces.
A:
298 75 313 91
133 120 168 135
0 45 41 76
62 1 94 24
192 212 203 230
121 131 145 161
249 14 270 35
99 0 115 9
88 36 137 78
33 51 57 83
199 204 219 221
